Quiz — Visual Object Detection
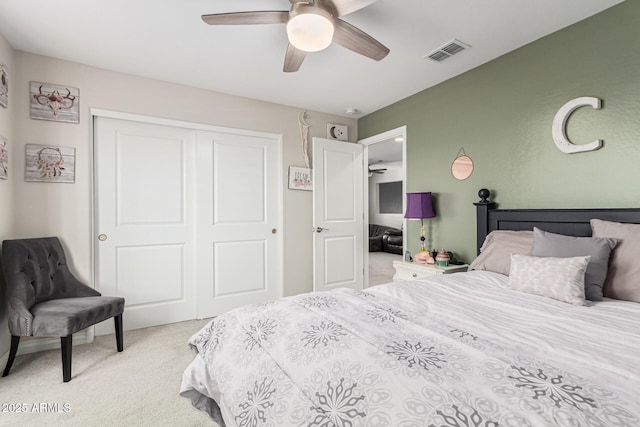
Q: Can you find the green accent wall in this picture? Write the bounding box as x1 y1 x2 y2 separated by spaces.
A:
358 1 640 263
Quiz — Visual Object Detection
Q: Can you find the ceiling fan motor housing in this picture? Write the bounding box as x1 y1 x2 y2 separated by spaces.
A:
286 5 335 52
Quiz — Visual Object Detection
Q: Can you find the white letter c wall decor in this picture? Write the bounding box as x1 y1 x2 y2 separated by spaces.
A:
552 96 602 154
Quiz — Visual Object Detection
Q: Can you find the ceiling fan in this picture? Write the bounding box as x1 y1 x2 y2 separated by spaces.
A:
201 0 390 72
368 165 387 176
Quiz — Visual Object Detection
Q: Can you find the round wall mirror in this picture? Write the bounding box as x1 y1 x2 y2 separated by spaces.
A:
451 150 474 180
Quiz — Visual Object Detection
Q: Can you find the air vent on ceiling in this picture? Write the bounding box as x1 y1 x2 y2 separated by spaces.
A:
425 39 470 62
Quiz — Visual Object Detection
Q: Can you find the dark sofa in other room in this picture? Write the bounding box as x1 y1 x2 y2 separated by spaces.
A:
369 224 403 255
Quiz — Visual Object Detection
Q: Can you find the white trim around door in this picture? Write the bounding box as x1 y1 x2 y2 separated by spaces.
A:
358 125 407 288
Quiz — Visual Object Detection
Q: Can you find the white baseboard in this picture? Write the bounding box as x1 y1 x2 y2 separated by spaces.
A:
0 329 93 370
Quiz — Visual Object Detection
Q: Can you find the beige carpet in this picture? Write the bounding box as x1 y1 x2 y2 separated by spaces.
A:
0 319 218 427
0 260 399 426
368 251 401 286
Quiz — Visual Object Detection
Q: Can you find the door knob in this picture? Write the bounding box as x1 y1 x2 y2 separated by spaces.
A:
315 227 328 233
98 234 108 241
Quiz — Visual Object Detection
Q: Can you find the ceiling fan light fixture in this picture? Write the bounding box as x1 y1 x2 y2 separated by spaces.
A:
286 7 334 52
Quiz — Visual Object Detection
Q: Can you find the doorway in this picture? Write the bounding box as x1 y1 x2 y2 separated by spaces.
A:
359 126 407 287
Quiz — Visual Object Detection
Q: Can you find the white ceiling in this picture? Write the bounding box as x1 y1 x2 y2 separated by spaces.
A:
368 137 403 165
0 0 623 117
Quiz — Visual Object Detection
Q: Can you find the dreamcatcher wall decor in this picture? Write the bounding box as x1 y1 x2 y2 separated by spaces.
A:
298 110 311 170
29 81 80 123
0 135 8 179
25 144 76 183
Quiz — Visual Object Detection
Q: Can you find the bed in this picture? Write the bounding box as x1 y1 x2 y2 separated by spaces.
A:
181 190 640 426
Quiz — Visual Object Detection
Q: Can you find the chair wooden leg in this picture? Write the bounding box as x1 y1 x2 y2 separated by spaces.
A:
114 314 124 352
2 335 20 377
61 335 72 383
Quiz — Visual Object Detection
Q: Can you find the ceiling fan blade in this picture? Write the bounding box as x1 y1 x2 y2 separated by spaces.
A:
333 19 389 61
283 44 307 72
318 0 378 17
368 167 387 173
201 11 289 25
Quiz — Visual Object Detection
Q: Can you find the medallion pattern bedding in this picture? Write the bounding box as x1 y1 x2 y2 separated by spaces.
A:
180 271 640 426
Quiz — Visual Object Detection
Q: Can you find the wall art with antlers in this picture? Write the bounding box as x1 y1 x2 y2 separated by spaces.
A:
29 81 79 124
0 63 8 108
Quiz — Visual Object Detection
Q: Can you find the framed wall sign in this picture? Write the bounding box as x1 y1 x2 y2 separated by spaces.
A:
0 135 7 179
288 166 312 191
25 144 76 183
0 63 8 108
30 81 80 123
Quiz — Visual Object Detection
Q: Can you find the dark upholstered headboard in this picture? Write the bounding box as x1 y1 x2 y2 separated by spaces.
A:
474 189 640 254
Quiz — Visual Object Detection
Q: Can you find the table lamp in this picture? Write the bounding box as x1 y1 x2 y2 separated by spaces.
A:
404 192 436 253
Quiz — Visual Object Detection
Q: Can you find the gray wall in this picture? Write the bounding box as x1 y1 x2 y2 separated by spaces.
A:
359 1 640 262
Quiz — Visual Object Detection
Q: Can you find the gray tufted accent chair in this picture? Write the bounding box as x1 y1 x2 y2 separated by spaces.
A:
2 237 125 382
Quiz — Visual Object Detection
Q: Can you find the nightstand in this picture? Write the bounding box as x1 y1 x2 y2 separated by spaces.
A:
392 260 468 281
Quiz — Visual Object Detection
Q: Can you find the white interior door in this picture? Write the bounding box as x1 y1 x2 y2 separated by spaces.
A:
195 131 283 318
94 117 197 332
312 137 364 292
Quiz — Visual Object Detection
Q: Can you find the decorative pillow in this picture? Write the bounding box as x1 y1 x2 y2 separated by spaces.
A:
469 230 533 276
530 227 616 302
591 219 640 303
508 254 590 305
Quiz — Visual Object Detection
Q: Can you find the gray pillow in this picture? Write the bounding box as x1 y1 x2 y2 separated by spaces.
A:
530 227 617 301
591 219 640 303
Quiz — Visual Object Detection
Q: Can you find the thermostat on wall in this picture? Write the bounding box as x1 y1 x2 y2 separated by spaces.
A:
327 124 348 141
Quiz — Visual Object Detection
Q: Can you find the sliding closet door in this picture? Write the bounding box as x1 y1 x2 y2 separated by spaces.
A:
95 116 283 331
195 130 283 318
94 117 197 332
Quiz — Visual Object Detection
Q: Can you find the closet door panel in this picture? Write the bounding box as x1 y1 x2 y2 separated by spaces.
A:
94 117 197 333
196 130 283 317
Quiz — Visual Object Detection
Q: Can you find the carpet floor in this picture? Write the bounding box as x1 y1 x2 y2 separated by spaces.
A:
0 319 218 427
0 255 399 426
368 251 401 286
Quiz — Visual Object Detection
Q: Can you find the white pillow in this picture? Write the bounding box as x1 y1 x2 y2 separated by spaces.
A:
508 254 590 305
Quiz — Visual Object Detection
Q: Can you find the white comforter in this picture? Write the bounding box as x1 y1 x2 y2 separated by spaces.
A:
181 271 640 426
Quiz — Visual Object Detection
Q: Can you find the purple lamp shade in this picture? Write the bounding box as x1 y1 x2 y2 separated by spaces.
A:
404 192 435 219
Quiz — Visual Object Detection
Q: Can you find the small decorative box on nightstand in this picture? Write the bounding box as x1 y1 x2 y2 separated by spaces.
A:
392 260 469 281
